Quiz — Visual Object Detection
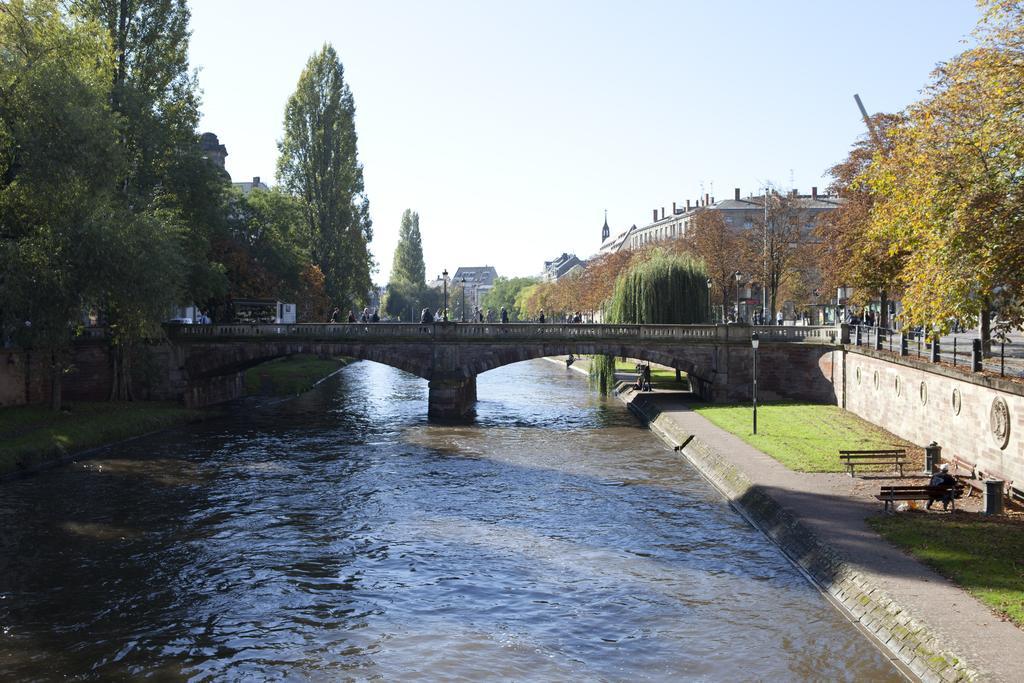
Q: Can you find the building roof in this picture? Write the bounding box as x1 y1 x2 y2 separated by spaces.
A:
543 253 585 280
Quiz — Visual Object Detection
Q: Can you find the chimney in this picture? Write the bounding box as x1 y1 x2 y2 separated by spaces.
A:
686 199 691 210
653 209 658 222
704 193 710 206
672 202 677 214
734 187 740 201
812 186 818 200
661 207 665 219
252 176 260 186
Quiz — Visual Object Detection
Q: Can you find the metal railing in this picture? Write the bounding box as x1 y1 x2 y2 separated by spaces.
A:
165 322 842 345
850 325 1024 379
982 339 1024 379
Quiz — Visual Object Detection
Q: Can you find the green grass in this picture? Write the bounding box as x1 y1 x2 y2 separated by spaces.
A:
0 402 206 477
244 354 348 396
614 359 690 390
693 401 911 472
868 514 1024 627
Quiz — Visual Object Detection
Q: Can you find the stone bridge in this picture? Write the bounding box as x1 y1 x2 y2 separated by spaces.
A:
163 323 846 419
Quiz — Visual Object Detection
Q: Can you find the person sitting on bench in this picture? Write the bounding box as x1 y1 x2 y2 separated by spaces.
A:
926 464 957 510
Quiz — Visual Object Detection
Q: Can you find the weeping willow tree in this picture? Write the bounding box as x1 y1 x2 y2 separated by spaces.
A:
590 250 709 394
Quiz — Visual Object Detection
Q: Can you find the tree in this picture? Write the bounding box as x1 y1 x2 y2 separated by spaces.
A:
480 276 540 321
277 44 374 309
814 114 904 328
391 209 426 287
863 1 1024 344
0 0 121 409
746 189 807 322
72 0 204 398
383 209 429 320
590 250 708 394
213 187 309 306
73 0 199 197
682 209 743 322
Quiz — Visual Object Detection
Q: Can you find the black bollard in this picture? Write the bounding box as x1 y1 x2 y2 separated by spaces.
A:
984 480 1004 516
924 442 941 473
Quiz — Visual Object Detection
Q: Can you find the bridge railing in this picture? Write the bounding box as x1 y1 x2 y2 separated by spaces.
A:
165 322 841 344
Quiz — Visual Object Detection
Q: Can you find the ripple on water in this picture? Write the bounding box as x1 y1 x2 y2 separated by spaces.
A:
0 360 901 681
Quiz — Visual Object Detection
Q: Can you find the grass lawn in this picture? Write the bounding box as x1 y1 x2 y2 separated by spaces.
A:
0 402 206 477
868 514 1024 627
613 359 690 390
244 354 349 396
693 401 912 472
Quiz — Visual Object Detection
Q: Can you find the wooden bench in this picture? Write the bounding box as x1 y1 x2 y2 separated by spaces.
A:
947 456 978 496
876 484 965 512
838 449 907 477
948 456 1017 501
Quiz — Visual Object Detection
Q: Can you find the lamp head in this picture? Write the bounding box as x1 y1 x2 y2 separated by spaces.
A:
443 269 448 278
734 271 742 281
751 331 760 349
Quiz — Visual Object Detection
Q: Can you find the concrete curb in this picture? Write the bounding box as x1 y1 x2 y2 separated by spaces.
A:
621 388 978 683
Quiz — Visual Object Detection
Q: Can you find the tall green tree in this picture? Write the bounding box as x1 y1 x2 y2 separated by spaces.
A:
382 209 429 319
591 250 708 394
277 44 373 309
391 209 425 286
0 0 121 408
73 0 199 198
480 276 539 321
72 0 207 397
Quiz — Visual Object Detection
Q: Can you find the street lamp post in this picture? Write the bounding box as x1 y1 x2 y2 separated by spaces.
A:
442 269 449 322
706 277 713 323
460 276 466 323
751 331 759 434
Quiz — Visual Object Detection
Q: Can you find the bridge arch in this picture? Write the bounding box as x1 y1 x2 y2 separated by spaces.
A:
165 322 841 418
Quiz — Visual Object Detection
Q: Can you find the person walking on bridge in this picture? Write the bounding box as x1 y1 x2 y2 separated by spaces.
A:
500 307 509 324
420 307 434 324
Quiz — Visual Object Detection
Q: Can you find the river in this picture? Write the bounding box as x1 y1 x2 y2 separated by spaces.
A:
0 359 902 681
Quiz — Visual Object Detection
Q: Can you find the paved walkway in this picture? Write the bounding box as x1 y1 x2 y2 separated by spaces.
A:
552 358 1023 681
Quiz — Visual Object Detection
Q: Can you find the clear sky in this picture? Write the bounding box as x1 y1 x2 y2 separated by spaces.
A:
189 0 980 285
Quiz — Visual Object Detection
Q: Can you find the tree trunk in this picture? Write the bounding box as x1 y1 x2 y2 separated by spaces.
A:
980 299 991 355
879 290 889 329
675 368 682 383
49 351 62 412
109 344 134 401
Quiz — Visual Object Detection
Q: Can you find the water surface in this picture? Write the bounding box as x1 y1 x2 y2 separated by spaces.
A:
0 359 901 681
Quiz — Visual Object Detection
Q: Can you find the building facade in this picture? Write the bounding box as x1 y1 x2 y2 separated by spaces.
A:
542 253 585 281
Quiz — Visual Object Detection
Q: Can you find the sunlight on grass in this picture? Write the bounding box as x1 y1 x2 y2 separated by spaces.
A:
0 402 206 477
869 515 1024 627
244 355 348 395
693 402 910 472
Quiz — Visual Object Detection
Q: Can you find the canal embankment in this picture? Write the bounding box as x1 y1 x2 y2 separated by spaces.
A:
0 354 351 480
550 356 1023 682
622 388 1024 683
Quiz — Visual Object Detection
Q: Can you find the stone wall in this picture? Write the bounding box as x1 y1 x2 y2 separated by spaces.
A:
841 349 1023 489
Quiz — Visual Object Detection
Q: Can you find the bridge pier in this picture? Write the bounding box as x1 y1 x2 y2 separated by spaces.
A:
428 375 477 421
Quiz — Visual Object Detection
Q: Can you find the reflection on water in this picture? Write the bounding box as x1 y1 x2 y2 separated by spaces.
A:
0 359 901 681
